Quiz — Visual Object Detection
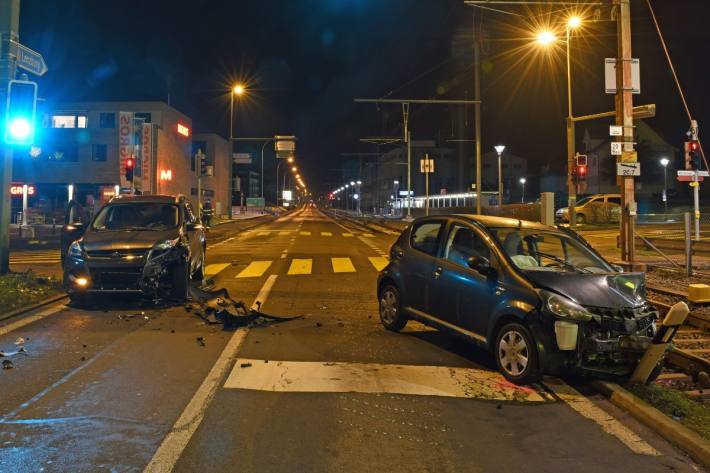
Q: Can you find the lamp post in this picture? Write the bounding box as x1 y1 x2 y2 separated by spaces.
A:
393 180 400 217
660 157 669 214
356 180 362 215
229 84 245 218
519 177 527 203
494 145 505 205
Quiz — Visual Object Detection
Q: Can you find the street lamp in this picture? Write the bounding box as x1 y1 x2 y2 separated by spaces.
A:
536 31 557 46
229 84 246 217
519 177 527 203
356 180 362 215
660 157 670 214
494 145 505 205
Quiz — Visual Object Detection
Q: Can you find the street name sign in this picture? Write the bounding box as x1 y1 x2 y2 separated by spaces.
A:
617 162 640 176
677 170 709 177
609 125 623 136
16 43 47 76
233 153 252 164
605 58 640 94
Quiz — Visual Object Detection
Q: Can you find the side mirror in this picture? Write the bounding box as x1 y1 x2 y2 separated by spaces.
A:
467 256 495 277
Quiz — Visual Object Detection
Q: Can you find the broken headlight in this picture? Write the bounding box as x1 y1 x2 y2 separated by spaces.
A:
67 241 86 260
149 237 180 259
541 290 594 322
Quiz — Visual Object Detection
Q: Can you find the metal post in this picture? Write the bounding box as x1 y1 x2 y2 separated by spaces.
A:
566 25 577 229
693 173 700 241
684 212 692 277
403 103 412 219
260 141 266 199
497 151 503 204
425 156 430 217
0 0 19 274
663 164 668 214
473 8 482 215
616 0 635 262
228 92 234 219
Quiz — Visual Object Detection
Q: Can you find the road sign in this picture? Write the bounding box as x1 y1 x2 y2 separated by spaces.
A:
621 150 637 163
420 158 434 173
678 175 705 182
609 125 623 136
617 162 640 176
605 58 640 94
677 170 709 177
611 142 623 156
15 43 47 76
233 153 252 164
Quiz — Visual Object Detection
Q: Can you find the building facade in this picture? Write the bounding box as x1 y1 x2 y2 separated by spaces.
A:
192 133 232 217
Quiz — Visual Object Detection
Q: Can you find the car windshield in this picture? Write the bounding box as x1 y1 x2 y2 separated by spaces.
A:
574 196 595 206
91 203 179 231
489 227 613 274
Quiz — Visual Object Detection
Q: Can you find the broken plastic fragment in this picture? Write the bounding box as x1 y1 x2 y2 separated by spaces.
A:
2 359 13 370
14 337 25 345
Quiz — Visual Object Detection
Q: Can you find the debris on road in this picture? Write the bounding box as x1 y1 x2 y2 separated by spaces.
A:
196 336 206 347
240 362 252 368
0 347 27 357
188 285 303 329
2 359 13 370
14 337 25 345
315 322 323 327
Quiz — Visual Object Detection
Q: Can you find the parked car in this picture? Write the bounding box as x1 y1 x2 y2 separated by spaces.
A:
377 215 658 384
556 194 621 224
62 194 206 304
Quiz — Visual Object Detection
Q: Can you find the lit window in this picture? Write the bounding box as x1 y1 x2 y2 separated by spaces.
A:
52 115 76 128
77 115 88 128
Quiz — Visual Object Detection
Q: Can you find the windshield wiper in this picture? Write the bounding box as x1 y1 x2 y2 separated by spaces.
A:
532 251 593 273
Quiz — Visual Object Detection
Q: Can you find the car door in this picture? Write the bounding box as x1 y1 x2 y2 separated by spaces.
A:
400 219 446 315
430 222 497 338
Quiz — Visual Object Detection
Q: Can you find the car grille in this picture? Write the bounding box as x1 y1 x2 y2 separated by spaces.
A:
86 249 149 260
585 304 658 335
90 267 143 290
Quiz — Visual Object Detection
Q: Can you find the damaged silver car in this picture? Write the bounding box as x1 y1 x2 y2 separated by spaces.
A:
62 194 206 304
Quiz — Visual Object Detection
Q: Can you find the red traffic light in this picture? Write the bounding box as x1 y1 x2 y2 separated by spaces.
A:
689 140 700 151
577 164 587 176
126 158 135 168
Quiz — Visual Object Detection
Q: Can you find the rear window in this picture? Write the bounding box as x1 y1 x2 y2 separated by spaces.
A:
410 221 443 256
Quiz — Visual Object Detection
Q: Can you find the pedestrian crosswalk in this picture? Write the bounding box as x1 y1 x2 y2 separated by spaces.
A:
9 250 61 265
205 255 390 279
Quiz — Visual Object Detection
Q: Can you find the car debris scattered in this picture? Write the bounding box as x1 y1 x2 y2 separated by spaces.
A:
240 362 252 368
2 360 13 370
14 337 24 345
0 347 27 357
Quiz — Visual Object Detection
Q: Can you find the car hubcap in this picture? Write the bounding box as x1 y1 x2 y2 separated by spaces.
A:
380 290 397 325
499 330 529 377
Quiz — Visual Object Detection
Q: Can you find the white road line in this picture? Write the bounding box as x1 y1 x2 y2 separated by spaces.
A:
0 302 66 337
143 274 278 473
544 378 660 456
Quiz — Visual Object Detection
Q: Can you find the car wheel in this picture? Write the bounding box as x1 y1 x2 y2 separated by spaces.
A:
495 322 541 385
379 284 407 332
575 213 586 225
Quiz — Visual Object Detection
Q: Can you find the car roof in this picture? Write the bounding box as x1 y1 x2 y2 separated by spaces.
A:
421 214 553 231
109 194 181 204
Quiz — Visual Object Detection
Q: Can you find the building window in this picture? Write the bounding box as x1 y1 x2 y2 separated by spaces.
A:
92 144 108 162
51 114 88 129
135 112 152 123
99 113 115 128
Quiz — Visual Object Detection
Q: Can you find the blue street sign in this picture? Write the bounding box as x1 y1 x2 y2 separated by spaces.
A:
16 43 47 76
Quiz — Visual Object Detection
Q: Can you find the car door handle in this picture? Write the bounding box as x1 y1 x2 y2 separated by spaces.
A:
433 266 443 279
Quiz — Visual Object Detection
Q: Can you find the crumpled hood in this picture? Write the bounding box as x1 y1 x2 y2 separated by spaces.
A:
81 228 178 252
525 271 646 308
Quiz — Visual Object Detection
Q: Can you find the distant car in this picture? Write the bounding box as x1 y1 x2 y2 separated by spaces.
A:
556 194 621 225
61 194 206 304
377 215 658 384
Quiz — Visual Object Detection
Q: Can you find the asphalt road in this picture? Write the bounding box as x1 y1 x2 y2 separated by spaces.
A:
0 207 703 472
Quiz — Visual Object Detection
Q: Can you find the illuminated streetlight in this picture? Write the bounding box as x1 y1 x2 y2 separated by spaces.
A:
519 177 527 203
233 84 245 96
536 31 557 46
292 166 297 172
567 16 582 28
494 145 505 204
660 158 670 214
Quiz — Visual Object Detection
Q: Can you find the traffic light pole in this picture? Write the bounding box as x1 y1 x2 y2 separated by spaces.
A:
0 0 19 274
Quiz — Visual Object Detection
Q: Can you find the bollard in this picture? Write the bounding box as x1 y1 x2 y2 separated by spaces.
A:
684 212 692 277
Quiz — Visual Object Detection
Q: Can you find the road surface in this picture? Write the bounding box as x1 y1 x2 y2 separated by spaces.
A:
0 207 702 472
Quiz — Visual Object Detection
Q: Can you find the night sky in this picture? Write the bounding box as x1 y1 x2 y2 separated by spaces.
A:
19 0 710 195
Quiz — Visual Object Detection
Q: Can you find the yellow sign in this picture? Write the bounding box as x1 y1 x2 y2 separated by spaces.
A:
620 150 637 163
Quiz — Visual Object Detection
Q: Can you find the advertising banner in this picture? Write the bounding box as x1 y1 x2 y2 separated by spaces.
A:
142 123 153 193
118 111 134 188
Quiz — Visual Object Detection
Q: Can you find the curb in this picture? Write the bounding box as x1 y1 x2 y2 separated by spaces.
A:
592 380 710 468
0 293 68 323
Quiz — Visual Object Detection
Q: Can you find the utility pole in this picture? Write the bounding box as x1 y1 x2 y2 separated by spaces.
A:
566 23 577 229
0 0 19 274
473 8 482 215
403 104 412 219
615 0 635 262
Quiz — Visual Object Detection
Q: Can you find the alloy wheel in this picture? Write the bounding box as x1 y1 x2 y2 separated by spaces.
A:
498 330 529 377
380 289 398 325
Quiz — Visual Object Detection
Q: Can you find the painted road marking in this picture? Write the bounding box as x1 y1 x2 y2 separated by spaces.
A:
0 302 66 337
299 231 311 236
257 231 270 237
544 378 660 456
321 232 333 237
279 231 291 236
224 359 549 403
368 256 389 271
144 275 278 473
235 261 272 278
342 233 354 237
331 257 356 273
204 263 230 277
287 258 312 275
362 233 375 238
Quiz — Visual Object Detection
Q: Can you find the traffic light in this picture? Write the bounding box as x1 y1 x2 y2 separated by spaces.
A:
4 80 37 145
125 157 135 182
685 140 701 170
574 154 587 181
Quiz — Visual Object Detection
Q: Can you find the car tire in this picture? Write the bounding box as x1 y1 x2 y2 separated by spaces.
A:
172 261 190 302
494 322 541 385
379 284 407 332
575 213 586 225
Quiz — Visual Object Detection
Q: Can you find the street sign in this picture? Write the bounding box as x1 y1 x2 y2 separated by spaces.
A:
621 150 638 163
609 125 623 136
15 43 47 76
605 58 640 94
611 142 623 156
678 175 705 182
420 158 434 173
233 153 252 164
677 170 709 177
617 162 640 176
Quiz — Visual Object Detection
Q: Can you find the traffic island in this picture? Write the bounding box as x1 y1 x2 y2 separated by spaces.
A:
592 380 710 468
0 272 62 316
